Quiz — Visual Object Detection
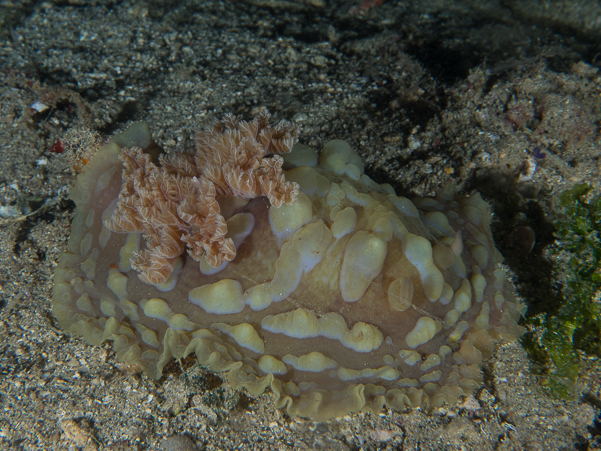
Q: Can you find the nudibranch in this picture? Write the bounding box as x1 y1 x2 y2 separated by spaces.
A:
52 112 525 421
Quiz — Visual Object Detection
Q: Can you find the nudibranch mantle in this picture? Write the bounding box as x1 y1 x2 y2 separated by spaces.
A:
52 113 524 421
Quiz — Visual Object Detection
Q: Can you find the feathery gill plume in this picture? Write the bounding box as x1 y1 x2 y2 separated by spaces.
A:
104 111 300 285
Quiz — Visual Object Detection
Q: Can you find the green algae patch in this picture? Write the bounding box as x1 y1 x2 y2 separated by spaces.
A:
525 184 601 398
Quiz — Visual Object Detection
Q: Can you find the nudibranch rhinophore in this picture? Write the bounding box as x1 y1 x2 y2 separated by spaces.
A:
52 112 525 421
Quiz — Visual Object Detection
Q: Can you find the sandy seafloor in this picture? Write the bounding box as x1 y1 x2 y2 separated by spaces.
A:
1 0 601 449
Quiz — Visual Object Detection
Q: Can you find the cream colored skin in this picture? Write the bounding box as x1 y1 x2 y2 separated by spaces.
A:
52 122 525 421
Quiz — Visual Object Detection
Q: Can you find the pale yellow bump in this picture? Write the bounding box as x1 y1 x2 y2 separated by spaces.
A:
107 269 129 301
422 211 456 237
75 293 93 313
328 182 344 198
376 183 394 195
317 313 347 340
284 381 301 396
142 330 159 347
341 322 383 352
213 323 265 354
494 269 506 290
471 273 487 303
398 349 421 366
142 298 173 321
420 354 442 371
402 234 444 301
330 207 357 238
243 284 272 311
372 216 394 241
100 297 117 317
494 248 503 262
405 317 442 349
326 193 341 206
191 329 220 340
134 324 159 347
258 355 287 375
98 226 111 249
447 372 461 384
449 321 470 342
464 193 489 212
141 350 159 361
419 370 442 384
283 142 318 169
320 142 351 174
119 233 141 272
85 209 95 228
450 231 463 255
454 254 467 278
261 308 319 338
337 367 376 381
383 354 395 366
337 366 399 381
320 139 364 175
119 299 139 321
226 212 255 248
55 262 76 283
79 185 91 204
438 345 452 360
284 165 320 194
316 174 331 195
476 302 490 329
453 278 472 313
283 351 337 372
80 232 92 257
169 313 196 331
340 231 387 302
388 194 419 218
189 279 245 314
455 342 483 366
345 163 362 180
444 309 461 328
71 277 84 294
495 290 505 309
387 277 414 311
329 204 343 222
80 257 96 280
439 283 454 305
248 222 332 310
470 244 489 269
433 243 454 269
269 191 313 241
398 378 419 387
341 182 372 207
96 166 117 193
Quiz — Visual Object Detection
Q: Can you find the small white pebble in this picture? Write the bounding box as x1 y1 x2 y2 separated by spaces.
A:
30 101 49 113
